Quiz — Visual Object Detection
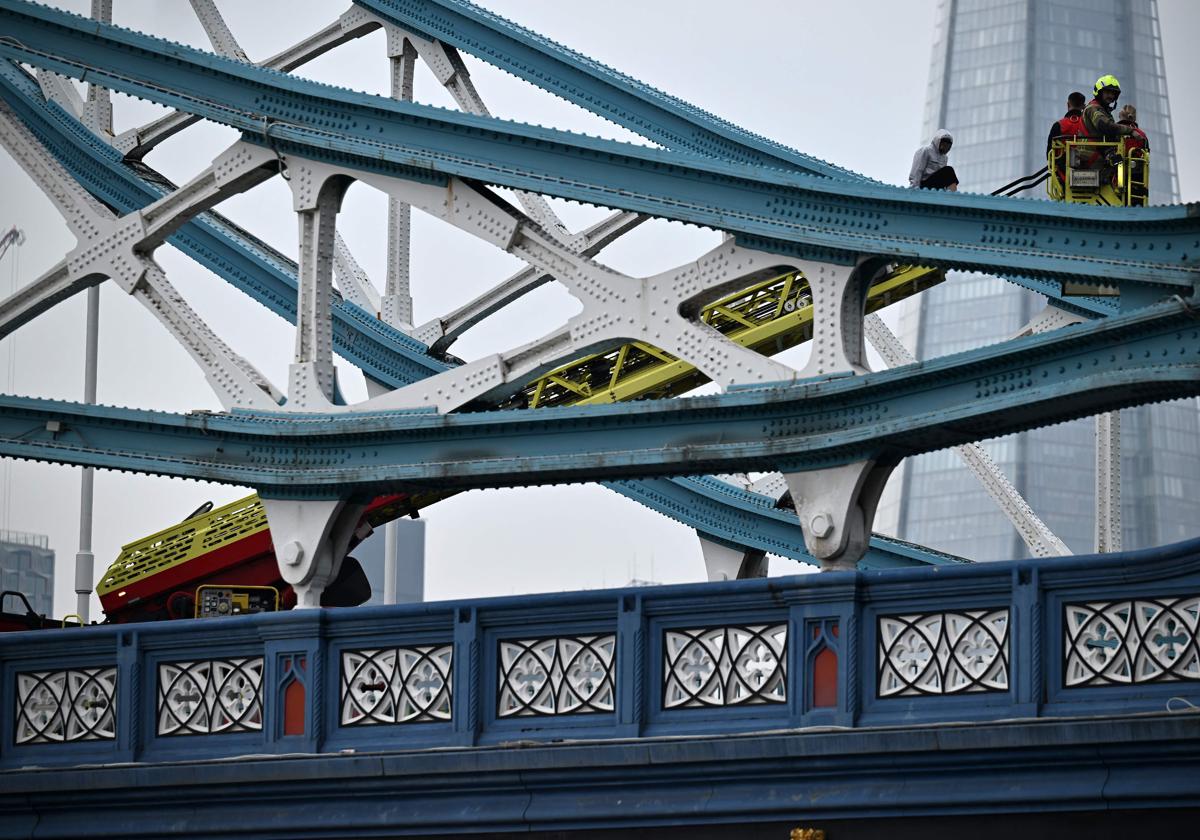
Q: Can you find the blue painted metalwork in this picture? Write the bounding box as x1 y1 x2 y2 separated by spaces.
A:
0 1 1196 288
0 1 1192 552
352 0 865 180
2 538 1198 834
0 4 1190 499
0 0 1190 571
1 297 1197 496
604 477 966 567
0 61 944 570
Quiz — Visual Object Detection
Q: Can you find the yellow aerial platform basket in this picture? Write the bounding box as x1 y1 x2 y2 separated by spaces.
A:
1048 136 1149 207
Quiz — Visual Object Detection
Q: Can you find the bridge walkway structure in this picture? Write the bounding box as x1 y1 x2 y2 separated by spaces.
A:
3 538 1200 837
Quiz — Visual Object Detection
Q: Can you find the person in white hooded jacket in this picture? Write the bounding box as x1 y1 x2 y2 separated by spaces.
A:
908 129 958 190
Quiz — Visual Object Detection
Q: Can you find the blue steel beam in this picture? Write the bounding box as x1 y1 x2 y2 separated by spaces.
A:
351 0 865 180
0 61 944 571
604 476 968 568
1 298 1198 496
0 24 1128 323
0 1 1196 289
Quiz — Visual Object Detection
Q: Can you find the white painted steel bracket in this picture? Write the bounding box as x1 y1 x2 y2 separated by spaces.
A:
262 498 367 608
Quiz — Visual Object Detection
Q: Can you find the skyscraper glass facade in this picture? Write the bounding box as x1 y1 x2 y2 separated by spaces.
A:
876 0 1198 560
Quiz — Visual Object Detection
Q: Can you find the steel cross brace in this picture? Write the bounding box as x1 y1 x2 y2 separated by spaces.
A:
185 0 637 350
185 0 394 333
0 59 450 389
0 101 282 409
412 210 645 353
260 160 800 412
112 8 379 159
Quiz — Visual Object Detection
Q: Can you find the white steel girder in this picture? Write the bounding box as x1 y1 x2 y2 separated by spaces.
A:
261 498 368 608
0 105 282 409
189 0 250 63
800 258 874 378
371 182 799 409
332 234 382 315
382 34 416 330
35 69 83 118
413 210 645 352
784 459 898 571
259 155 800 413
347 7 573 242
697 534 768 581
288 168 352 408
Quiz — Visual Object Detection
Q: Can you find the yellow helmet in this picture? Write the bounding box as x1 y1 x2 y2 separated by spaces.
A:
1094 74 1121 97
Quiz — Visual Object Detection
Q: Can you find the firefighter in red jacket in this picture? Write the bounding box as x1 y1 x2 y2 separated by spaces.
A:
1046 91 1087 185
1046 91 1088 154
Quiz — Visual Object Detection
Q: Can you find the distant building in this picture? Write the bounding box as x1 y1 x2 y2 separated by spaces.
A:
356 518 426 605
877 0 1199 560
0 529 55 616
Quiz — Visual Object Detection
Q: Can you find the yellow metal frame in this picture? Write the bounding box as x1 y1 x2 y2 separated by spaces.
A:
506 264 944 409
101 265 943 595
1047 136 1149 207
97 495 268 597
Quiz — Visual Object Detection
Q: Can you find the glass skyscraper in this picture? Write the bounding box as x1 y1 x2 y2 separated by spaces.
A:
876 0 1199 560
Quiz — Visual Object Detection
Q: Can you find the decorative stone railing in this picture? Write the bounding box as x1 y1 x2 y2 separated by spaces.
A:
3 538 1199 769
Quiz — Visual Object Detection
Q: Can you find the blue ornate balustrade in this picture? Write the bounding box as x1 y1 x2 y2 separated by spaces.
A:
4 539 1199 772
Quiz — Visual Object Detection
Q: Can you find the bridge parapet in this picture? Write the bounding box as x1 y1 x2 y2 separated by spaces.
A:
3 538 1199 771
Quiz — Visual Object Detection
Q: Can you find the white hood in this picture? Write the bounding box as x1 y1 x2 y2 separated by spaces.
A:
929 129 954 165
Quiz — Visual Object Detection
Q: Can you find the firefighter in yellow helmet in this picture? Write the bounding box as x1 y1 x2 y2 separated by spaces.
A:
1083 75 1138 140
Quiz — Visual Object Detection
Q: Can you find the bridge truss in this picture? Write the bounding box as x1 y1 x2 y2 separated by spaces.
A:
0 0 1197 608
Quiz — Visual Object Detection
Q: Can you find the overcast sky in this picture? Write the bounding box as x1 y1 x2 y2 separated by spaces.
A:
1 1 1198 617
